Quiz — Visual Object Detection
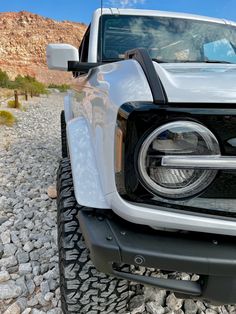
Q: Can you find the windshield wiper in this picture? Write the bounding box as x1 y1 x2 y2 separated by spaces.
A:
152 58 170 63
179 60 234 64
203 60 233 64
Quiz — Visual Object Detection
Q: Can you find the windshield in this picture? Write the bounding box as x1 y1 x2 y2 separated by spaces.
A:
99 15 236 63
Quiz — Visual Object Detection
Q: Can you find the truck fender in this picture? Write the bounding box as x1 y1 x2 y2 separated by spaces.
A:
64 92 74 123
67 117 109 209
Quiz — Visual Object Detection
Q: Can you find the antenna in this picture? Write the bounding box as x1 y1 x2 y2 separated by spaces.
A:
100 0 103 62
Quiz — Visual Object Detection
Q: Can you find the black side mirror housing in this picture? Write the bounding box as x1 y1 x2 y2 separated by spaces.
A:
68 61 100 75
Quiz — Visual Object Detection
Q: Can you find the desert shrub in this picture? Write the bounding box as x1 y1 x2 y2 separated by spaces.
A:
14 75 48 96
7 100 22 109
0 110 16 126
0 69 10 88
48 83 70 92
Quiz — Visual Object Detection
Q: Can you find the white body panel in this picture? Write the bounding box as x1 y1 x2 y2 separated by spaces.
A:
67 117 109 208
154 63 236 103
62 8 236 235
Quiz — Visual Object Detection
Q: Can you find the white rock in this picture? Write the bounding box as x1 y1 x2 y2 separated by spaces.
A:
0 270 10 283
3 302 21 314
146 302 165 314
166 293 183 311
0 280 22 299
1 230 11 244
0 256 18 268
44 291 54 301
23 241 34 252
206 310 218 314
22 309 32 314
19 263 32 275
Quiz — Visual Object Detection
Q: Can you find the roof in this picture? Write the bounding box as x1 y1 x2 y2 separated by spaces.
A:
94 8 235 25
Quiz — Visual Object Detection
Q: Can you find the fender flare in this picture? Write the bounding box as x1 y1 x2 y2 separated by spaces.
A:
67 117 109 209
64 92 74 123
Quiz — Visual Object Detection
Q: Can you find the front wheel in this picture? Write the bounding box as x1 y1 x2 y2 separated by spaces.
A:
57 158 132 314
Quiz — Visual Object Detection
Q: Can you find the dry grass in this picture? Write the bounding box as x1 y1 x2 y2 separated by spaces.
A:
0 88 14 99
7 100 22 109
0 110 16 126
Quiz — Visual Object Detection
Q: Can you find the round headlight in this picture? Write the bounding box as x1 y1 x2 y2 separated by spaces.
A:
138 121 220 199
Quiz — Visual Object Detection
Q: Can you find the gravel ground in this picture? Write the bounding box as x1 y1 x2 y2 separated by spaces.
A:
0 93 235 314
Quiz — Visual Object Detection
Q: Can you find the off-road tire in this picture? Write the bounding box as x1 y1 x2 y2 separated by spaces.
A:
57 158 131 314
61 111 68 158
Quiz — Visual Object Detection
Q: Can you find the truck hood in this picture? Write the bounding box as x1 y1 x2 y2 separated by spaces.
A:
153 62 236 103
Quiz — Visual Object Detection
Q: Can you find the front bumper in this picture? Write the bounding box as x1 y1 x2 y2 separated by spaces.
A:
79 209 236 305
107 192 236 236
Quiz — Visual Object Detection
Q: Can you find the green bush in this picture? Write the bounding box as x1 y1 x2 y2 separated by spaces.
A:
0 110 16 126
14 75 48 96
0 70 48 96
0 69 10 88
48 83 70 92
7 100 22 109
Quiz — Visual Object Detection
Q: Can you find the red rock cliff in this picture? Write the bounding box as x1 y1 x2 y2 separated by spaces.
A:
0 11 87 84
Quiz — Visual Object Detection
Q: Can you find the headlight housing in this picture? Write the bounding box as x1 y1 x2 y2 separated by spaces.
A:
138 121 220 199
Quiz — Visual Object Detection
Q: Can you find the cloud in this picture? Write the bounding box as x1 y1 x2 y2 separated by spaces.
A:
105 0 146 8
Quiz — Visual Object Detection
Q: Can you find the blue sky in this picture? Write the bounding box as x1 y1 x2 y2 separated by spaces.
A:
0 0 236 24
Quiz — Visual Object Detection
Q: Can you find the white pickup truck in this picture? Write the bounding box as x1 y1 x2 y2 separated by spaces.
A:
47 7 236 314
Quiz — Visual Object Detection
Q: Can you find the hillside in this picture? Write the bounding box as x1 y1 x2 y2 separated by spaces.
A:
0 11 87 84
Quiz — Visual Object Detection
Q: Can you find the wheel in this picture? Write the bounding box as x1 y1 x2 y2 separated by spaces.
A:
57 158 132 314
61 111 68 158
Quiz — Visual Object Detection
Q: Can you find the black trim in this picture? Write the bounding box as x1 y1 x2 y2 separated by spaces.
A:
125 48 167 104
116 101 236 219
79 209 236 304
68 61 101 74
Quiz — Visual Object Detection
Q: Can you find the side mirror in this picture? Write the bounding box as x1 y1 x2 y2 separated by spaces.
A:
46 44 79 71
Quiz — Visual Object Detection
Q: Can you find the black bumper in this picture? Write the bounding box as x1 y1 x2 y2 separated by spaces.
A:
79 210 236 305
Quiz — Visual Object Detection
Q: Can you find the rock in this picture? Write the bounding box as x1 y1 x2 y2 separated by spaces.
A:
22 309 32 314
3 302 21 314
0 217 8 225
30 250 40 261
47 186 57 199
166 293 183 311
19 263 32 275
16 296 28 311
144 287 166 306
146 302 165 314
16 251 29 264
37 292 49 306
0 280 22 299
44 292 54 301
130 295 145 311
184 299 198 314
16 276 28 295
40 280 50 295
4 243 17 256
46 309 62 314
0 270 10 283
196 300 206 312
34 275 43 286
10 273 20 280
1 230 11 244
31 309 46 314
23 241 34 252
27 296 38 306
206 310 218 314
0 256 18 268
26 278 35 294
